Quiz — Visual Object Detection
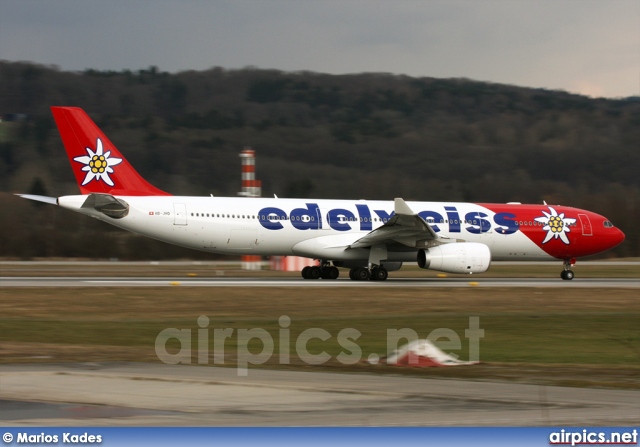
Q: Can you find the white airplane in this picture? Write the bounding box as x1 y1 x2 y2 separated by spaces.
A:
19 107 625 281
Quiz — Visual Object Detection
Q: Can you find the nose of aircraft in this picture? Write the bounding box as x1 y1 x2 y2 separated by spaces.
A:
612 227 626 248
582 219 625 257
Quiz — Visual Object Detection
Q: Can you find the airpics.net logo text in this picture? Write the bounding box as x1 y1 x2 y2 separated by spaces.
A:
155 315 484 376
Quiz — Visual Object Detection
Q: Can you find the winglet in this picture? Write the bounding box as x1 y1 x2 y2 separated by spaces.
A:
394 198 416 216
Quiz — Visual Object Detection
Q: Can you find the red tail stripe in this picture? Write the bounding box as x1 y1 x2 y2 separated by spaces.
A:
52 107 171 196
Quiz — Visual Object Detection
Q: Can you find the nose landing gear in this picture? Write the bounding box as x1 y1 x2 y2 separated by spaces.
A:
561 258 576 280
560 269 574 280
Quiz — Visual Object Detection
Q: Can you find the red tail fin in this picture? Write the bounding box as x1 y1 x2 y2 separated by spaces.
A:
51 106 170 196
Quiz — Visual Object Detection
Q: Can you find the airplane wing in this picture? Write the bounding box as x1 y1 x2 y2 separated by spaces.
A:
291 198 445 261
349 198 441 249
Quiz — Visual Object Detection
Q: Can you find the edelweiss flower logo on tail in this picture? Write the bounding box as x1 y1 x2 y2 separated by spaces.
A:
73 138 122 186
535 206 577 244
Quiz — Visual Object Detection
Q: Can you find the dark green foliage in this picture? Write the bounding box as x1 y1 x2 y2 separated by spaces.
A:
285 179 315 198
0 142 15 174
28 177 48 196
247 78 289 103
170 109 243 130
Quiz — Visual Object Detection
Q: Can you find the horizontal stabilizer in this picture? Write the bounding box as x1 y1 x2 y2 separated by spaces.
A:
16 194 58 205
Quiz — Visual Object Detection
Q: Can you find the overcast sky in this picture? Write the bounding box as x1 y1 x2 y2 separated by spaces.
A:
1 0 638 98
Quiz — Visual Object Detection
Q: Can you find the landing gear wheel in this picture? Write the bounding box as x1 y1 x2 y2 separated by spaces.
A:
561 270 574 280
321 266 339 280
561 258 576 281
308 266 322 280
301 266 311 279
356 267 370 281
350 267 370 281
370 267 388 281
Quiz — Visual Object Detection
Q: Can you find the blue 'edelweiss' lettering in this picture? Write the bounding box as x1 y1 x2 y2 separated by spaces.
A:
373 209 394 222
257 207 287 230
290 203 320 230
493 212 519 234
327 208 355 231
355 204 372 231
445 206 461 233
465 211 491 234
257 203 520 235
418 211 443 232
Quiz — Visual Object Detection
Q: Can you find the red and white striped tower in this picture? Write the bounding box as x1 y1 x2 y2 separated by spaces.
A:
238 148 261 198
239 147 262 269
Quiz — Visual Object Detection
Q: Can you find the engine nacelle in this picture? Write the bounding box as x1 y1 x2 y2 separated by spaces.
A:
417 243 491 274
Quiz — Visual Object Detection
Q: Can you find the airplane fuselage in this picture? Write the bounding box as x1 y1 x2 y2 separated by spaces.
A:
58 195 622 263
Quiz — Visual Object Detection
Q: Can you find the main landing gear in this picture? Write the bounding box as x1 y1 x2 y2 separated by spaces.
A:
301 263 339 280
561 258 576 280
348 266 388 281
300 263 389 281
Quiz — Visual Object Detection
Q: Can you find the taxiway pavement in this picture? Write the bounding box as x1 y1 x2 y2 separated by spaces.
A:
1 363 639 426
1 276 638 288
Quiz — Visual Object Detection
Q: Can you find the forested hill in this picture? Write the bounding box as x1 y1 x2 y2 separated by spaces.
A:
0 61 638 257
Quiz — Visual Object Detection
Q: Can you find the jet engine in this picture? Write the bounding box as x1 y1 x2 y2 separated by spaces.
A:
417 243 491 274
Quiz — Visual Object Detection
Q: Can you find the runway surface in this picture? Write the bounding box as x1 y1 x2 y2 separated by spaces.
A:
1 363 639 426
1 276 638 288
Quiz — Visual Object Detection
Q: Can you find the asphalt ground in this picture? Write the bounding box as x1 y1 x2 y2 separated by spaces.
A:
1 363 639 426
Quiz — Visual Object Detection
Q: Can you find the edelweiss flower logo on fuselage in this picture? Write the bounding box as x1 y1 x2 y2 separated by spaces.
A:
534 206 577 245
73 138 122 186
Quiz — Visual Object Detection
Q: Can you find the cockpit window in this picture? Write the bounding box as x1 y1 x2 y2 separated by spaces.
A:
603 221 614 228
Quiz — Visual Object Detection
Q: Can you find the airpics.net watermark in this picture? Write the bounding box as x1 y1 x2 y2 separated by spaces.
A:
155 316 484 376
